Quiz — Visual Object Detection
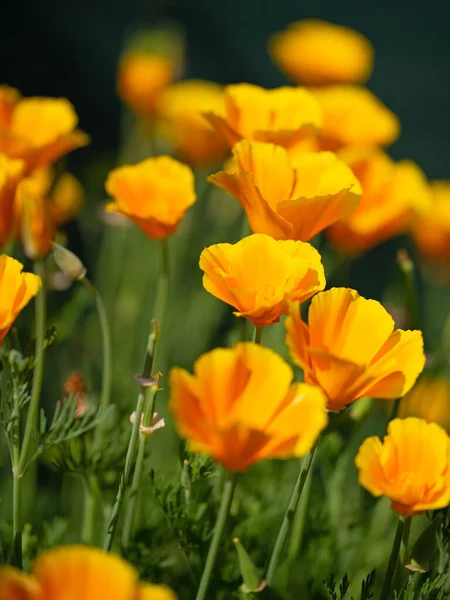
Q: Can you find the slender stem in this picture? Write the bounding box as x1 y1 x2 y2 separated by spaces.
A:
103 389 145 551
82 474 99 544
400 516 412 568
287 452 315 562
17 260 46 475
82 278 112 410
266 443 318 587
195 472 237 600
12 470 21 566
253 324 264 345
149 238 169 377
121 240 169 547
12 378 22 567
380 517 406 600
121 431 146 547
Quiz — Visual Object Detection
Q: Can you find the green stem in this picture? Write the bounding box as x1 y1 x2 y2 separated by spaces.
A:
397 250 419 330
121 240 169 547
149 238 169 376
380 516 406 600
287 452 315 563
195 472 237 600
12 376 22 567
121 385 159 548
82 278 112 410
82 474 100 544
103 388 145 551
121 431 146 547
400 517 412 568
17 259 46 475
103 240 169 550
266 443 317 587
253 324 264 345
12 260 46 566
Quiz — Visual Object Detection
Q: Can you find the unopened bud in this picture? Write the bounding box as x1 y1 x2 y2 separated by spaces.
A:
52 242 87 281
233 537 266 594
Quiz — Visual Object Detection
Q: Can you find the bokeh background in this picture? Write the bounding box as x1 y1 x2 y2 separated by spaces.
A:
2 3 450 595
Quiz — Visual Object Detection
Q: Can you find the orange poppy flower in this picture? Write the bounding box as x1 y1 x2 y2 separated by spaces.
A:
117 52 174 119
327 148 431 253
311 85 400 151
16 178 54 259
0 153 25 247
0 254 41 342
269 19 374 86
355 418 450 516
208 140 361 241
105 156 196 239
199 233 325 325
0 544 177 600
203 83 322 151
399 376 450 434
285 288 426 412
412 181 450 265
0 85 20 128
157 79 229 166
0 96 89 173
47 171 85 227
169 342 328 471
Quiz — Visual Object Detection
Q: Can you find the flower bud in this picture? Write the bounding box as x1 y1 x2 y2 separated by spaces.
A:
52 242 87 281
233 537 266 594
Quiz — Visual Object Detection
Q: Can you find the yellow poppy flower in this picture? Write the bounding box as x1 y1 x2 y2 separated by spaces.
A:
105 156 196 239
0 153 25 247
327 147 431 253
157 79 229 166
117 52 174 118
399 377 450 433
17 178 54 259
0 254 41 342
269 19 374 85
0 96 89 173
0 85 20 128
208 140 361 241
412 181 450 265
199 233 325 325
0 544 177 600
48 171 85 227
311 85 400 151
355 418 450 516
269 19 374 86
285 288 426 412
169 342 328 471
203 83 321 150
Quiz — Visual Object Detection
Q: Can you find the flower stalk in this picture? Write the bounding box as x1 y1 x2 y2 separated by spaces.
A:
195 471 237 600
380 516 406 600
266 442 318 586
13 259 47 566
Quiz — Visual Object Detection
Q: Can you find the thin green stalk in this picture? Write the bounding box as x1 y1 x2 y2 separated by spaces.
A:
397 250 419 330
400 516 412 567
121 240 169 547
195 472 237 600
380 516 406 600
13 260 46 566
266 443 317 587
82 278 112 410
12 376 22 567
104 240 169 550
82 474 100 544
103 388 145 551
17 259 46 474
253 324 264 345
149 238 169 374
287 452 315 563
121 431 146 547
